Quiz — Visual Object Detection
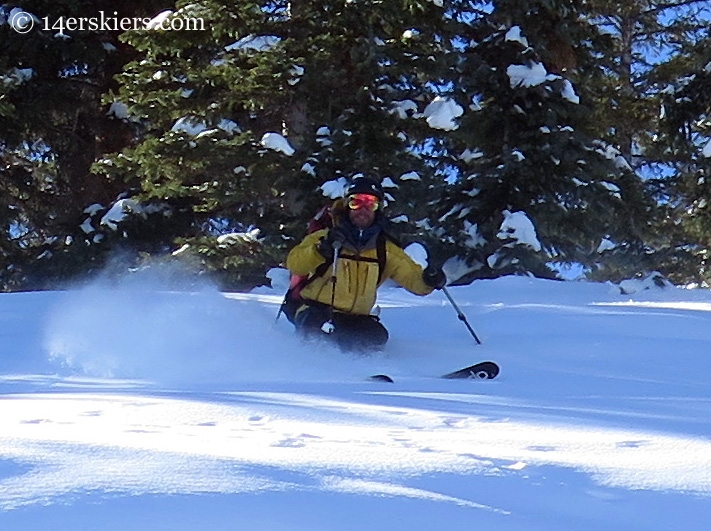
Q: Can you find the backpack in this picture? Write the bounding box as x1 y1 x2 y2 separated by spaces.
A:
277 204 392 324
277 205 333 324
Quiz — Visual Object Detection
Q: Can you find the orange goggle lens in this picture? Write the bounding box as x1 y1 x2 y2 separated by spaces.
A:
347 193 380 211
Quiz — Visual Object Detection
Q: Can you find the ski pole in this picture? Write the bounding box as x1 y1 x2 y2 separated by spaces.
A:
321 240 341 334
275 295 286 323
441 286 482 345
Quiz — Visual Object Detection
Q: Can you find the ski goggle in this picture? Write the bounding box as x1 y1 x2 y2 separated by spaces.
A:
347 193 380 211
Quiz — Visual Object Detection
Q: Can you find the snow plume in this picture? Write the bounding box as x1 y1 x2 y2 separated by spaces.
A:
43 263 350 386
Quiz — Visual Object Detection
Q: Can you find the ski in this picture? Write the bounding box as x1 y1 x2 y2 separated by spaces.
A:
442 360 499 380
368 374 394 383
368 361 499 383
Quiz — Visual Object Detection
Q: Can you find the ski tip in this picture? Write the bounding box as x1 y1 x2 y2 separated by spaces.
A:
368 374 394 383
442 361 500 380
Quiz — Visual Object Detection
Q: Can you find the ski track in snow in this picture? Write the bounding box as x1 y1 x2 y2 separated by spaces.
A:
1 274 711 529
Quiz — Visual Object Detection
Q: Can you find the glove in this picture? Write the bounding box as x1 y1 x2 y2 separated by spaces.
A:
316 227 347 260
422 266 446 289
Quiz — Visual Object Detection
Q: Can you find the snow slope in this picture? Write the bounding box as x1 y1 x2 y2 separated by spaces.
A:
1 271 710 530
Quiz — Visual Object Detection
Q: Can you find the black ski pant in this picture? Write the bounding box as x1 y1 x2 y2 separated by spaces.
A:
294 301 389 352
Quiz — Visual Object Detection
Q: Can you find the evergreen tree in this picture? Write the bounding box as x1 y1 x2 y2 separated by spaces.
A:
582 0 711 283
424 0 653 282
101 0 465 288
659 27 711 284
0 1 169 290
3 0 709 290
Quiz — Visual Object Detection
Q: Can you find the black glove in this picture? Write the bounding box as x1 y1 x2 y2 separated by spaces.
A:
316 227 347 260
422 266 446 289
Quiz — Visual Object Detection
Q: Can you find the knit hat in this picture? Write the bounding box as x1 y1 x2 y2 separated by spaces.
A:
345 176 385 201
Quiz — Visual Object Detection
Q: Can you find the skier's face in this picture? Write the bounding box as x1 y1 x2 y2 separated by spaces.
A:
347 195 378 228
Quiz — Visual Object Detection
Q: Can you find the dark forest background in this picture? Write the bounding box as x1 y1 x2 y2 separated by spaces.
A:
2 0 711 291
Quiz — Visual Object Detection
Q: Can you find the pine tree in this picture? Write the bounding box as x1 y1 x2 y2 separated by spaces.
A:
5 0 707 290
582 0 711 283
0 1 170 289
101 0 466 288
658 24 711 284
423 0 654 282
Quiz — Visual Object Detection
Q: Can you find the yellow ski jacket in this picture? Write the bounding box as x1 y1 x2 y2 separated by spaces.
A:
286 229 434 316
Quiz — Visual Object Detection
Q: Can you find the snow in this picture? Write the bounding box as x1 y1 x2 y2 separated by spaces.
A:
260 132 295 156
504 26 528 48
703 139 711 158
507 62 555 88
84 203 104 216
463 220 486 248
600 181 622 199
288 65 304 85
79 218 94 234
423 97 464 131
1 67 34 86
391 99 418 119
400 171 421 181
381 177 398 188
2 270 711 530
403 243 429 268
597 237 616 253
146 10 174 30
171 116 208 136
100 199 141 230
8 8 37 31
402 29 417 40
225 35 281 53
460 148 483 162
617 272 672 295
497 210 542 251
561 79 580 104
320 177 348 198
107 102 129 119
615 156 633 172
217 119 240 134
216 229 261 247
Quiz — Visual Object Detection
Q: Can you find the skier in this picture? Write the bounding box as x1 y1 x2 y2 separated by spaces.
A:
285 176 446 351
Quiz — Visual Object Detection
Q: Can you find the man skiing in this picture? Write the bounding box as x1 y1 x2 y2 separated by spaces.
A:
286 176 446 351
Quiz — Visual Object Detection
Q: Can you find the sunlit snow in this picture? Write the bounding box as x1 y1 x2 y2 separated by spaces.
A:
1 270 711 530
423 97 463 131
497 210 541 251
260 132 295 156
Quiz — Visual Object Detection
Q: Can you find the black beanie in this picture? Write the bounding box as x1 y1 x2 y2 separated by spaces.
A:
346 177 385 201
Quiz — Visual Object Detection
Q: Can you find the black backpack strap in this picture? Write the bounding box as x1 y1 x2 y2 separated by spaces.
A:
376 232 387 283
278 256 333 323
292 231 390 304
296 257 333 294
